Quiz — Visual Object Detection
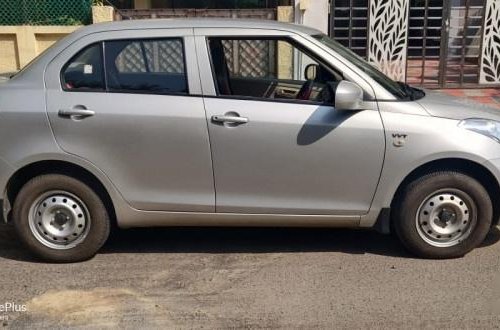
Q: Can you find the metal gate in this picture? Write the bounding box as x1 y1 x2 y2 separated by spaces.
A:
407 0 486 88
439 0 486 87
329 0 370 58
330 0 488 88
405 0 444 87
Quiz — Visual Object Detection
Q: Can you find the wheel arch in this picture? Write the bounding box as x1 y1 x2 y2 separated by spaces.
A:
3 160 116 226
390 158 500 227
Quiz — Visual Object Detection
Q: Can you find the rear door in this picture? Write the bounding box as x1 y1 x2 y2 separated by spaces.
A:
45 29 215 212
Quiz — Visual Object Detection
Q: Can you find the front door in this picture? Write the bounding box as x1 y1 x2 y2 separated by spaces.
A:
45 31 214 212
199 34 385 215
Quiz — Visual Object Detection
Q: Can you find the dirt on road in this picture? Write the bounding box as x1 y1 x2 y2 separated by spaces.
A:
1 223 500 329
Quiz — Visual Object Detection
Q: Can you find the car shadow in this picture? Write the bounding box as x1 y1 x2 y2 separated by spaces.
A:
480 225 500 247
101 227 410 257
1 223 499 262
296 107 356 146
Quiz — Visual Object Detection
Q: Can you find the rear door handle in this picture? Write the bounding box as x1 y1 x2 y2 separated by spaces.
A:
58 108 95 119
211 115 249 124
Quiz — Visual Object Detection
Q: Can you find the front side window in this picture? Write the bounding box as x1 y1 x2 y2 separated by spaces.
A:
208 37 342 103
105 38 188 94
62 43 104 91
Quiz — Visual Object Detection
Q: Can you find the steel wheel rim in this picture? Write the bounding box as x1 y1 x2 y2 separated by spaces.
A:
415 188 477 248
28 190 91 250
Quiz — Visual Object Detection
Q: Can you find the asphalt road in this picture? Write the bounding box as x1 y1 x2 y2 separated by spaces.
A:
1 222 500 329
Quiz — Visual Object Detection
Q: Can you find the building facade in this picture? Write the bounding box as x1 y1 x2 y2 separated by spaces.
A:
110 0 500 89
0 0 498 89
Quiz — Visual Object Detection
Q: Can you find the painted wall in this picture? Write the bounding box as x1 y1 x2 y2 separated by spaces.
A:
293 0 329 34
0 25 81 74
0 6 114 75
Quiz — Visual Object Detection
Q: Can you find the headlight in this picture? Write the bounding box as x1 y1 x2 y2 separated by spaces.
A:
458 119 500 143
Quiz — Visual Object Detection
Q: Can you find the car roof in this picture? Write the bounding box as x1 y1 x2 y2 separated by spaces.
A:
77 18 322 36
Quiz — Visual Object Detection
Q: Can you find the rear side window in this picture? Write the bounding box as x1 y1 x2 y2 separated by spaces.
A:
104 38 188 94
62 43 104 91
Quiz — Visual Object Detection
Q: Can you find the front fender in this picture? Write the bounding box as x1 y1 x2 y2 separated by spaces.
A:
361 109 500 227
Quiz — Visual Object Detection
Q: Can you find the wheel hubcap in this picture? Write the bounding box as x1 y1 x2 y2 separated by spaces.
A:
28 191 90 250
416 189 476 247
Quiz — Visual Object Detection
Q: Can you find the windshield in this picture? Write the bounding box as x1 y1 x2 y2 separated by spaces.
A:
312 34 421 101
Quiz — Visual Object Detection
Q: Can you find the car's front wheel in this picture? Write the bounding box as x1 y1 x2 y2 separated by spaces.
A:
393 171 492 259
13 174 110 262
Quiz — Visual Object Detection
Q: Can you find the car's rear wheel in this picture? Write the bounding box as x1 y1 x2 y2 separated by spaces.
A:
393 171 492 258
13 174 110 262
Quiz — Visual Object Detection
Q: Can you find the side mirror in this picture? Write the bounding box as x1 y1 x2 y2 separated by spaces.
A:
304 63 319 81
328 81 363 110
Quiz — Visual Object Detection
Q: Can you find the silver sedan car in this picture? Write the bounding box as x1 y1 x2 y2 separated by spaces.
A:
1 19 499 262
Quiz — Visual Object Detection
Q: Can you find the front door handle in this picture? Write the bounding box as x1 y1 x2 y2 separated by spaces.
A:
212 114 249 125
58 108 95 119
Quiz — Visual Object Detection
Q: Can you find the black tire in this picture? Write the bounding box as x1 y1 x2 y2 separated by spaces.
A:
13 174 110 263
393 171 492 259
